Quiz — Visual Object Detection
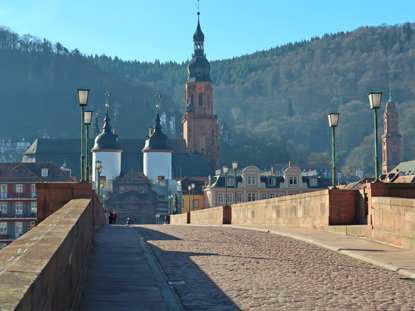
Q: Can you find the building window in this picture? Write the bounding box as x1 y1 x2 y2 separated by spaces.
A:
270 193 276 198
0 222 7 234
310 178 318 187
1 184 7 198
199 94 203 107
119 187 125 194
0 202 7 213
31 184 36 197
194 199 199 208
227 193 233 203
227 178 234 187
279 193 285 197
261 193 267 200
268 178 276 186
41 168 49 177
139 187 145 194
247 193 256 202
247 176 256 185
15 184 24 193
31 202 37 214
15 202 23 215
15 222 23 234
218 193 224 203
237 193 242 203
289 177 298 185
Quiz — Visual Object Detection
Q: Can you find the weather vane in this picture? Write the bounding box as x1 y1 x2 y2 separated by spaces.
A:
155 93 162 110
105 91 111 108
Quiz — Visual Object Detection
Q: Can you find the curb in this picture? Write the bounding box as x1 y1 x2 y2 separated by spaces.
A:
129 227 185 311
229 225 415 279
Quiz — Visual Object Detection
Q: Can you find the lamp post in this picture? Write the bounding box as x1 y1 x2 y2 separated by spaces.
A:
96 160 102 201
84 110 93 182
232 161 238 204
368 91 383 182
328 113 340 189
188 185 191 213
191 182 195 211
177 181 182 214
77 89 90 182
223 165 229 206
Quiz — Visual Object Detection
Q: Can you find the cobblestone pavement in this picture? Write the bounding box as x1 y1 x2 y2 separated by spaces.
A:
135 225 415 311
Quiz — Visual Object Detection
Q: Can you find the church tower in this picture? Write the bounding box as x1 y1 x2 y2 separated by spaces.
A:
381 91 401 173
182 10 219 171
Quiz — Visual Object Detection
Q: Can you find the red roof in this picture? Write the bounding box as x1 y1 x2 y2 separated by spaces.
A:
0 162 73 182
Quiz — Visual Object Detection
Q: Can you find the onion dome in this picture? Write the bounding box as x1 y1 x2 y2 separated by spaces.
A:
193 14 205 42
92 106 122 151
142 107 172 151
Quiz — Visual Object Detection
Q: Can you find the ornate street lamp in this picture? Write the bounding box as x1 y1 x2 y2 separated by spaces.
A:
223 165 229 206
96 160 102 201
328 113 340 189
84 110 93 182
232 161 238 204
188 185 192 213
191 182 195 211
77 88 90 182
368 91 383 182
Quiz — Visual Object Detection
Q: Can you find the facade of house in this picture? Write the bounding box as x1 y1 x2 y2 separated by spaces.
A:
204 162 331 208
105 171 158 224
0 162 73 249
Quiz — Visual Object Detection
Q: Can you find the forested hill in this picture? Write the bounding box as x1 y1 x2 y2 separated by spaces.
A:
1 23 415 178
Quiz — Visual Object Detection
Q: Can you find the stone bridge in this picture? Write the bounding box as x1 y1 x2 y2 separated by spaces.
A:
1 182 415 310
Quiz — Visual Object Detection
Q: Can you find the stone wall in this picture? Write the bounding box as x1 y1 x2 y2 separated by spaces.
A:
170 212 190 225
365 183 415 227
371 197 415 250
232 189 360 227
189 206 231 225
0 184 106 310
170 189 360 227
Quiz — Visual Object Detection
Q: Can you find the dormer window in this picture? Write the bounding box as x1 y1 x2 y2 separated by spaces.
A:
268 178 276 186
41 168 49 177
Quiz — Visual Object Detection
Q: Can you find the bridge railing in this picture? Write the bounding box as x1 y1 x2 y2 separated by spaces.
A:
0 183 105 311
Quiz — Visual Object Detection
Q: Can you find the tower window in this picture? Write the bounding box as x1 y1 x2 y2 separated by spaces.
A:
207 96 210 107
199 94 203 107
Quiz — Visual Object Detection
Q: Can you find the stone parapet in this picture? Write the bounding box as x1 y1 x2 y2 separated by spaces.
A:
189 206 231 225
0 192 105 310
371 196 415 250
170 212 190 224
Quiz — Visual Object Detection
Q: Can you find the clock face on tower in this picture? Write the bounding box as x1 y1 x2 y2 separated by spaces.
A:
197 84 205 93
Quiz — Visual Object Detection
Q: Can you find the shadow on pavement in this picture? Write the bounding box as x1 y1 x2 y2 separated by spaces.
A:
134 226 241 311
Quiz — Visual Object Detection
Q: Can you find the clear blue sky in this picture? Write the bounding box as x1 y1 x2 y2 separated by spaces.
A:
0 0 414 63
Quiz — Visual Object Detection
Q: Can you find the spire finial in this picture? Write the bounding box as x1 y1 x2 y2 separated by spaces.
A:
197 0 200 16
105 91 111 111
389 84 392 101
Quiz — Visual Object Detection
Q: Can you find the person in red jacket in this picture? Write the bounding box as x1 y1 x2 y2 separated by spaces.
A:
112 211 118 224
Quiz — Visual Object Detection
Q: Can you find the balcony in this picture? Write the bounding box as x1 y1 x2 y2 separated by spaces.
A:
0 213 37 220
0 193 37 200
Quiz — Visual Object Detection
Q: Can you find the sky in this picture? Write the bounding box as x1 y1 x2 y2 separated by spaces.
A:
0 0 414 63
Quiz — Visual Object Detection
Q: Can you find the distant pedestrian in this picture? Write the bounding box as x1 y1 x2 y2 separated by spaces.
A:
109 211 113 224
126 217 131 225
112 211 118 224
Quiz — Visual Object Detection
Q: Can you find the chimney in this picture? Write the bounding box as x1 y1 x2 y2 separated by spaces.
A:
289 161 292 167
113 128 117 135
271 166 275 176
